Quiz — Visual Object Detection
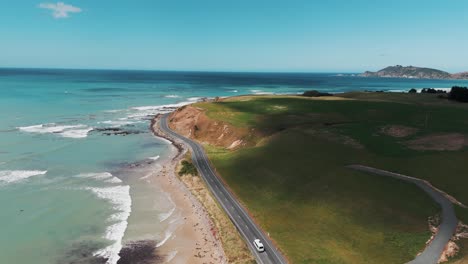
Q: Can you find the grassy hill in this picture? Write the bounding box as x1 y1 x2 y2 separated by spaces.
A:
361 65 452 79
170 93 468 263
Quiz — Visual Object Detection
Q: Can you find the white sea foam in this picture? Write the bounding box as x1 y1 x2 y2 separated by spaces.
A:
99 120 139 127
388 88 452 93
156 230 173 248
159 207 176 222
250 89 274 95
127 102 193 120
164 94 180 98
60 127 93 138
76 172 122 184
165 250 178 263
187 97 202 102
149 155 160 161
18 123 92 139
131 102 192 112
0 170 47 184
104 109 124 113
387 89 407 93
86 185 132 264
229 89 239 93
169 217 179 225
18 123 84 133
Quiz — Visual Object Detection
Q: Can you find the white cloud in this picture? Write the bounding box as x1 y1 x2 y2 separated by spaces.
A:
39 2 82 19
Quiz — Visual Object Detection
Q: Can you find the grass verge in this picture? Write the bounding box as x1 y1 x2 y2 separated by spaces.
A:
177 155 255 264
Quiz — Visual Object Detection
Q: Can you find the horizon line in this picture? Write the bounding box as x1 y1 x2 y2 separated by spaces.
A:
0 66 362 74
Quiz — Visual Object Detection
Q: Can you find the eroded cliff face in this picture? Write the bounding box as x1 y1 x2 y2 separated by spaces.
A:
168 105 249 149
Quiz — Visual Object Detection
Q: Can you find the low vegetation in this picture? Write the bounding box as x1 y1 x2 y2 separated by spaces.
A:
177 156 255 264
302 90 333 97
177 92 468 263
407 86 468 103
421 88 447 94
449 86 468 103
178 160 198 176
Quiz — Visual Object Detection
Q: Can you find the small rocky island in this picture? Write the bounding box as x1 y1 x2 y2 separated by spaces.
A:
361 65 468 79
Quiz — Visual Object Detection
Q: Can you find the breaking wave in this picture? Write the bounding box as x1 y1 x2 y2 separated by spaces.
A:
148 155 160 161
250 89 274 95
98 120 140 127
0 170 47 185
75 172 122 184
86 185 132 264
18 123 92 139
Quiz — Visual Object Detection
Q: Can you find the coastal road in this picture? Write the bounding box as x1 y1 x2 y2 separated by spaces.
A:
348 165 458 264
160 114 287 264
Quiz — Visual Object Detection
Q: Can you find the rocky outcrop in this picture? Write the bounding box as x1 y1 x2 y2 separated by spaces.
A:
361 65 468 80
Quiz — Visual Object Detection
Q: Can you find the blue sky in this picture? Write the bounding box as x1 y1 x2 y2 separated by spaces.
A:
1 0 467 72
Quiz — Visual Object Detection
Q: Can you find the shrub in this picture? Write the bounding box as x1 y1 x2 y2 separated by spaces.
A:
408 88 417 93
421 88 446 94
449 86 468 102
302 90 332 97
179 160 198 176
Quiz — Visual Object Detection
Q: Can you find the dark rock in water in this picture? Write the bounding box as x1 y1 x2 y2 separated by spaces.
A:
125 159 155 168
57 240 164 264
103 157 157 171
92 127 145 136
56 241 108 264
141 141 165 148
117 240 164 264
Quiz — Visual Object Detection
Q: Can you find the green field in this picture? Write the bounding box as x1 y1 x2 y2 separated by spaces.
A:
193 93 468 263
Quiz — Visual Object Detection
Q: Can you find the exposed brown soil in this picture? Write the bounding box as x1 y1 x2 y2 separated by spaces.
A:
380 125 418 138
405 133 468 151
168 105 250 149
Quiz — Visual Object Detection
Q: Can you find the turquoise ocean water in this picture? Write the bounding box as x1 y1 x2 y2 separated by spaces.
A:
1 69 467 264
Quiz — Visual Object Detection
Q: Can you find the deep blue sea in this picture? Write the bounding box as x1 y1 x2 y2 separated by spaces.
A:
1 68 467 264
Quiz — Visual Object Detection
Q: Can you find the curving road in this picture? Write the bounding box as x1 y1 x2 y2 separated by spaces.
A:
160 114 288 264
348 165 458 264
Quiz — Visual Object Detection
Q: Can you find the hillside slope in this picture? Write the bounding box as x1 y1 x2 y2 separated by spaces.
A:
361 65 452 79
168 94 468 263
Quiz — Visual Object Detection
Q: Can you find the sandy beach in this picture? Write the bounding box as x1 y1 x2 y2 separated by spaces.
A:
150 116 227 264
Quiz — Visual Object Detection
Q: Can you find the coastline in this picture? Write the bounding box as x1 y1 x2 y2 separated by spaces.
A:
150 114 227 264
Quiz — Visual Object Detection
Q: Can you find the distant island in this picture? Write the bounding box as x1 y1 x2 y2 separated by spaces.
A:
361 65 468 79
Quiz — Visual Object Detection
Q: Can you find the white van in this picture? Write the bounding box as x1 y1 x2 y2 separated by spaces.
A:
253 239 265 252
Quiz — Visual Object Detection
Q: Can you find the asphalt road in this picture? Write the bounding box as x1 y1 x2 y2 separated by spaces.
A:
160 114 288 264
348 165 458 264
